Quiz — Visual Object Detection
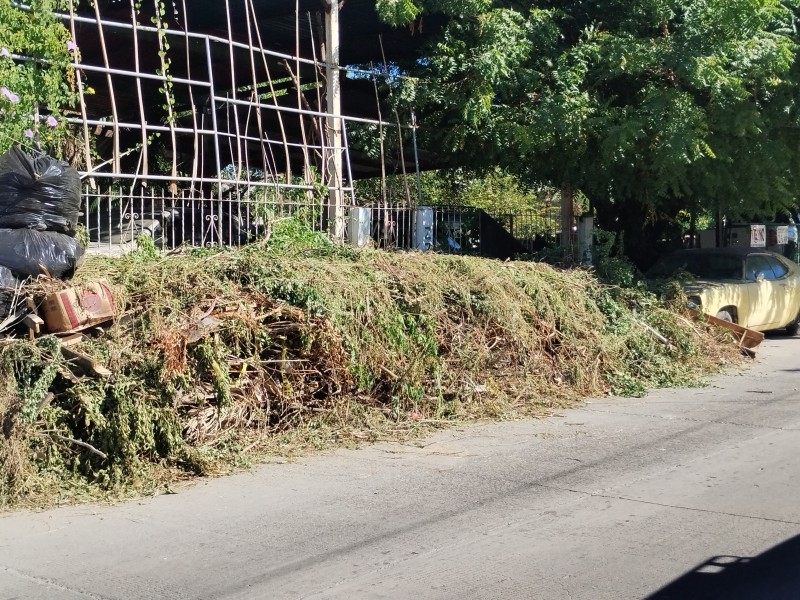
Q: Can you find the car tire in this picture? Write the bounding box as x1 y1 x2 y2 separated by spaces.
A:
786 314 800 336
716 309 734 323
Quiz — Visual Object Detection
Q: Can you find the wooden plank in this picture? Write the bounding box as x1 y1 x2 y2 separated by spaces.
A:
59 333 85 347
688 309 765 349
60 345 112 378
22 313 44 339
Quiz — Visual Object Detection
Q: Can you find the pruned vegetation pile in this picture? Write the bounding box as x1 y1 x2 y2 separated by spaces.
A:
0 223 741 508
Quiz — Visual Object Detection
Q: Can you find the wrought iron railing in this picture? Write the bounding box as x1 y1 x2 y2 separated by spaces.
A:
80 186 561 258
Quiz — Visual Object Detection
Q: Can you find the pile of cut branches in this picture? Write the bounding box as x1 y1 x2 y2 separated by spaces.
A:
0 226 741 508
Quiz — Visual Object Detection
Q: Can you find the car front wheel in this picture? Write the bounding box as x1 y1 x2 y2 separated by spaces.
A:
716 309 734 323
786 311 800 336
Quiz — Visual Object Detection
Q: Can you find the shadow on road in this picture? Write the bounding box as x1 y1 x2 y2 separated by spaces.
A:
645 533 800 599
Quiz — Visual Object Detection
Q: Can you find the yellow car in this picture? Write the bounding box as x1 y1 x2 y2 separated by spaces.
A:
647 248 800 334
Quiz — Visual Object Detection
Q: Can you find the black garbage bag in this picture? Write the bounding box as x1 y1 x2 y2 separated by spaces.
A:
0 229 84 279
0 146 81 232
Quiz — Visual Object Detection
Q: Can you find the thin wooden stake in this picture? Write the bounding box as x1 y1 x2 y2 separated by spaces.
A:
380 35 412 206
180 0 200 193
243 0 269 182
282 59 313 200
224 0 243 187
91 0 121 173
129 0 149 184
307 10 327 180
296 0 313 199
372 64 388 246
68 2 95 188
248 0 293 187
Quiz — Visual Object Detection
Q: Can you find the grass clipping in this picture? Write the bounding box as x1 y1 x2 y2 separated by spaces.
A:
0 230 740 507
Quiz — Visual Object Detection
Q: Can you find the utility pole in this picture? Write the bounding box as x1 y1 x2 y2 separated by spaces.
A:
324 0 345 240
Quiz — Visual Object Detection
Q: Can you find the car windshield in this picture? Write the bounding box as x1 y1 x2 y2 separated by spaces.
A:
647 253 744 280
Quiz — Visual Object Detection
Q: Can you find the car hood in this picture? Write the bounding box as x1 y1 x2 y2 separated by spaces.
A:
680 278 730 293
678 278 745 312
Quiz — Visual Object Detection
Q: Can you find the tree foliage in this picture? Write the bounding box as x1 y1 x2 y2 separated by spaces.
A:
356 166 553 213
379 0 800 228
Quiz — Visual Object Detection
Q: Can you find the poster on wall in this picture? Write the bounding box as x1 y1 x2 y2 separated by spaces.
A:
777 226 789 245
750 224 766 247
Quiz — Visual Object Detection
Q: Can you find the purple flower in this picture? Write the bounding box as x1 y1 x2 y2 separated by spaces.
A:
0 48 10 58
46 115 58 127
24 129 34 138
0 87 19 103
66 40 78 52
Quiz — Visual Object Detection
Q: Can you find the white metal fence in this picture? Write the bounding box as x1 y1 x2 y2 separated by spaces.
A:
80 185 560 257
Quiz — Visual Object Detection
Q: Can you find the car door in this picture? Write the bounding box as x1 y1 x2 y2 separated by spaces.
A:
764 255 796 327
743 254 777 328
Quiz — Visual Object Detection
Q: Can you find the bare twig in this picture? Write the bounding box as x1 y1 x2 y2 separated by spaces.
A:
49 434 108 461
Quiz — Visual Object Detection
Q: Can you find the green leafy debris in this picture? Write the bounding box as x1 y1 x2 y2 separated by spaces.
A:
0 220 740 508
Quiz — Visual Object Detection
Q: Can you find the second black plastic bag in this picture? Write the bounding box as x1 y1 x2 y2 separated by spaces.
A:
0 146 81 232
0 229 84 279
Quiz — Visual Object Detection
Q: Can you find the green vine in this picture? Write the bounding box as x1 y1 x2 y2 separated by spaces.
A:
0 0 77 156
151 0 175 125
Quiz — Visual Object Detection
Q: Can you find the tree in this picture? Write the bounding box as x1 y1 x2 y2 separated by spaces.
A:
377 0 800 263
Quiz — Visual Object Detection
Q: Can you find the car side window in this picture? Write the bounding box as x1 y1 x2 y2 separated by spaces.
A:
767 257 789 279
745 255 777 281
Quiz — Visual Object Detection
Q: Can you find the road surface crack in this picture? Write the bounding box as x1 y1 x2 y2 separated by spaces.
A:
1 565 115 599
532 483 800 526
582 408 800 432
605 494 800 525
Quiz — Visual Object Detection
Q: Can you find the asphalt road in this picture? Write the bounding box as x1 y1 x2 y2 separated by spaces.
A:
2 337 799 600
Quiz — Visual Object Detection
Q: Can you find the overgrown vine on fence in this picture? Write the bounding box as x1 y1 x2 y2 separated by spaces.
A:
151 0 178 190
0 0 77 156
